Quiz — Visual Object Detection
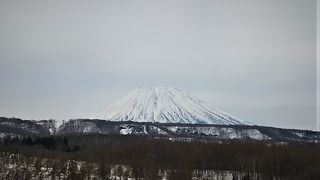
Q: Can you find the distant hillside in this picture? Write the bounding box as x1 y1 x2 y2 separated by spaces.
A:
1 117 319 143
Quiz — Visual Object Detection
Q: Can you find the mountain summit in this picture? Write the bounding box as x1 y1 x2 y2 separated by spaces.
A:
99 87 250 125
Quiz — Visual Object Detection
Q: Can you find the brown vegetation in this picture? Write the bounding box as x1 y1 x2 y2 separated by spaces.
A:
0 134 319 179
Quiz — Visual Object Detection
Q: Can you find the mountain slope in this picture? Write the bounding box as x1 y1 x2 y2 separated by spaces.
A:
57 119 320 142
99 87 250 125
0 117 52 137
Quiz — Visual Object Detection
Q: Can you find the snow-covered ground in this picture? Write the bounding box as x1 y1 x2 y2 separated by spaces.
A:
0 152 250 180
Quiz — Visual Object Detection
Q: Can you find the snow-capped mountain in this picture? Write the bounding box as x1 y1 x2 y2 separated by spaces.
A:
99 87 250 125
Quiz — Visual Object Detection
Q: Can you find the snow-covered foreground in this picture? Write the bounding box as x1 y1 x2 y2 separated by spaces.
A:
0 152 252 180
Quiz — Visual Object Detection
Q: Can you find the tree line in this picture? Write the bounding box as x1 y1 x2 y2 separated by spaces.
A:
1 134 319 179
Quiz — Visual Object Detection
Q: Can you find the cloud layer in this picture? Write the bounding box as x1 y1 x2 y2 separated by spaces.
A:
0 0 317 130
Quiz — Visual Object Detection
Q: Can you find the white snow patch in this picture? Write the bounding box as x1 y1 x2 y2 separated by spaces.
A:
120 127 133 135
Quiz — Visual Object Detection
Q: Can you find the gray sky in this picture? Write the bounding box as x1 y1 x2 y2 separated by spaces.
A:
0 0 318 130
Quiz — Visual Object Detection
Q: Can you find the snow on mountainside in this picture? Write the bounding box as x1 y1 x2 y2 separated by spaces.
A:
99 87 250 125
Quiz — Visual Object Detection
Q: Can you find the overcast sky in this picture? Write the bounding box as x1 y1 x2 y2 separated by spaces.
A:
0 0 318 130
